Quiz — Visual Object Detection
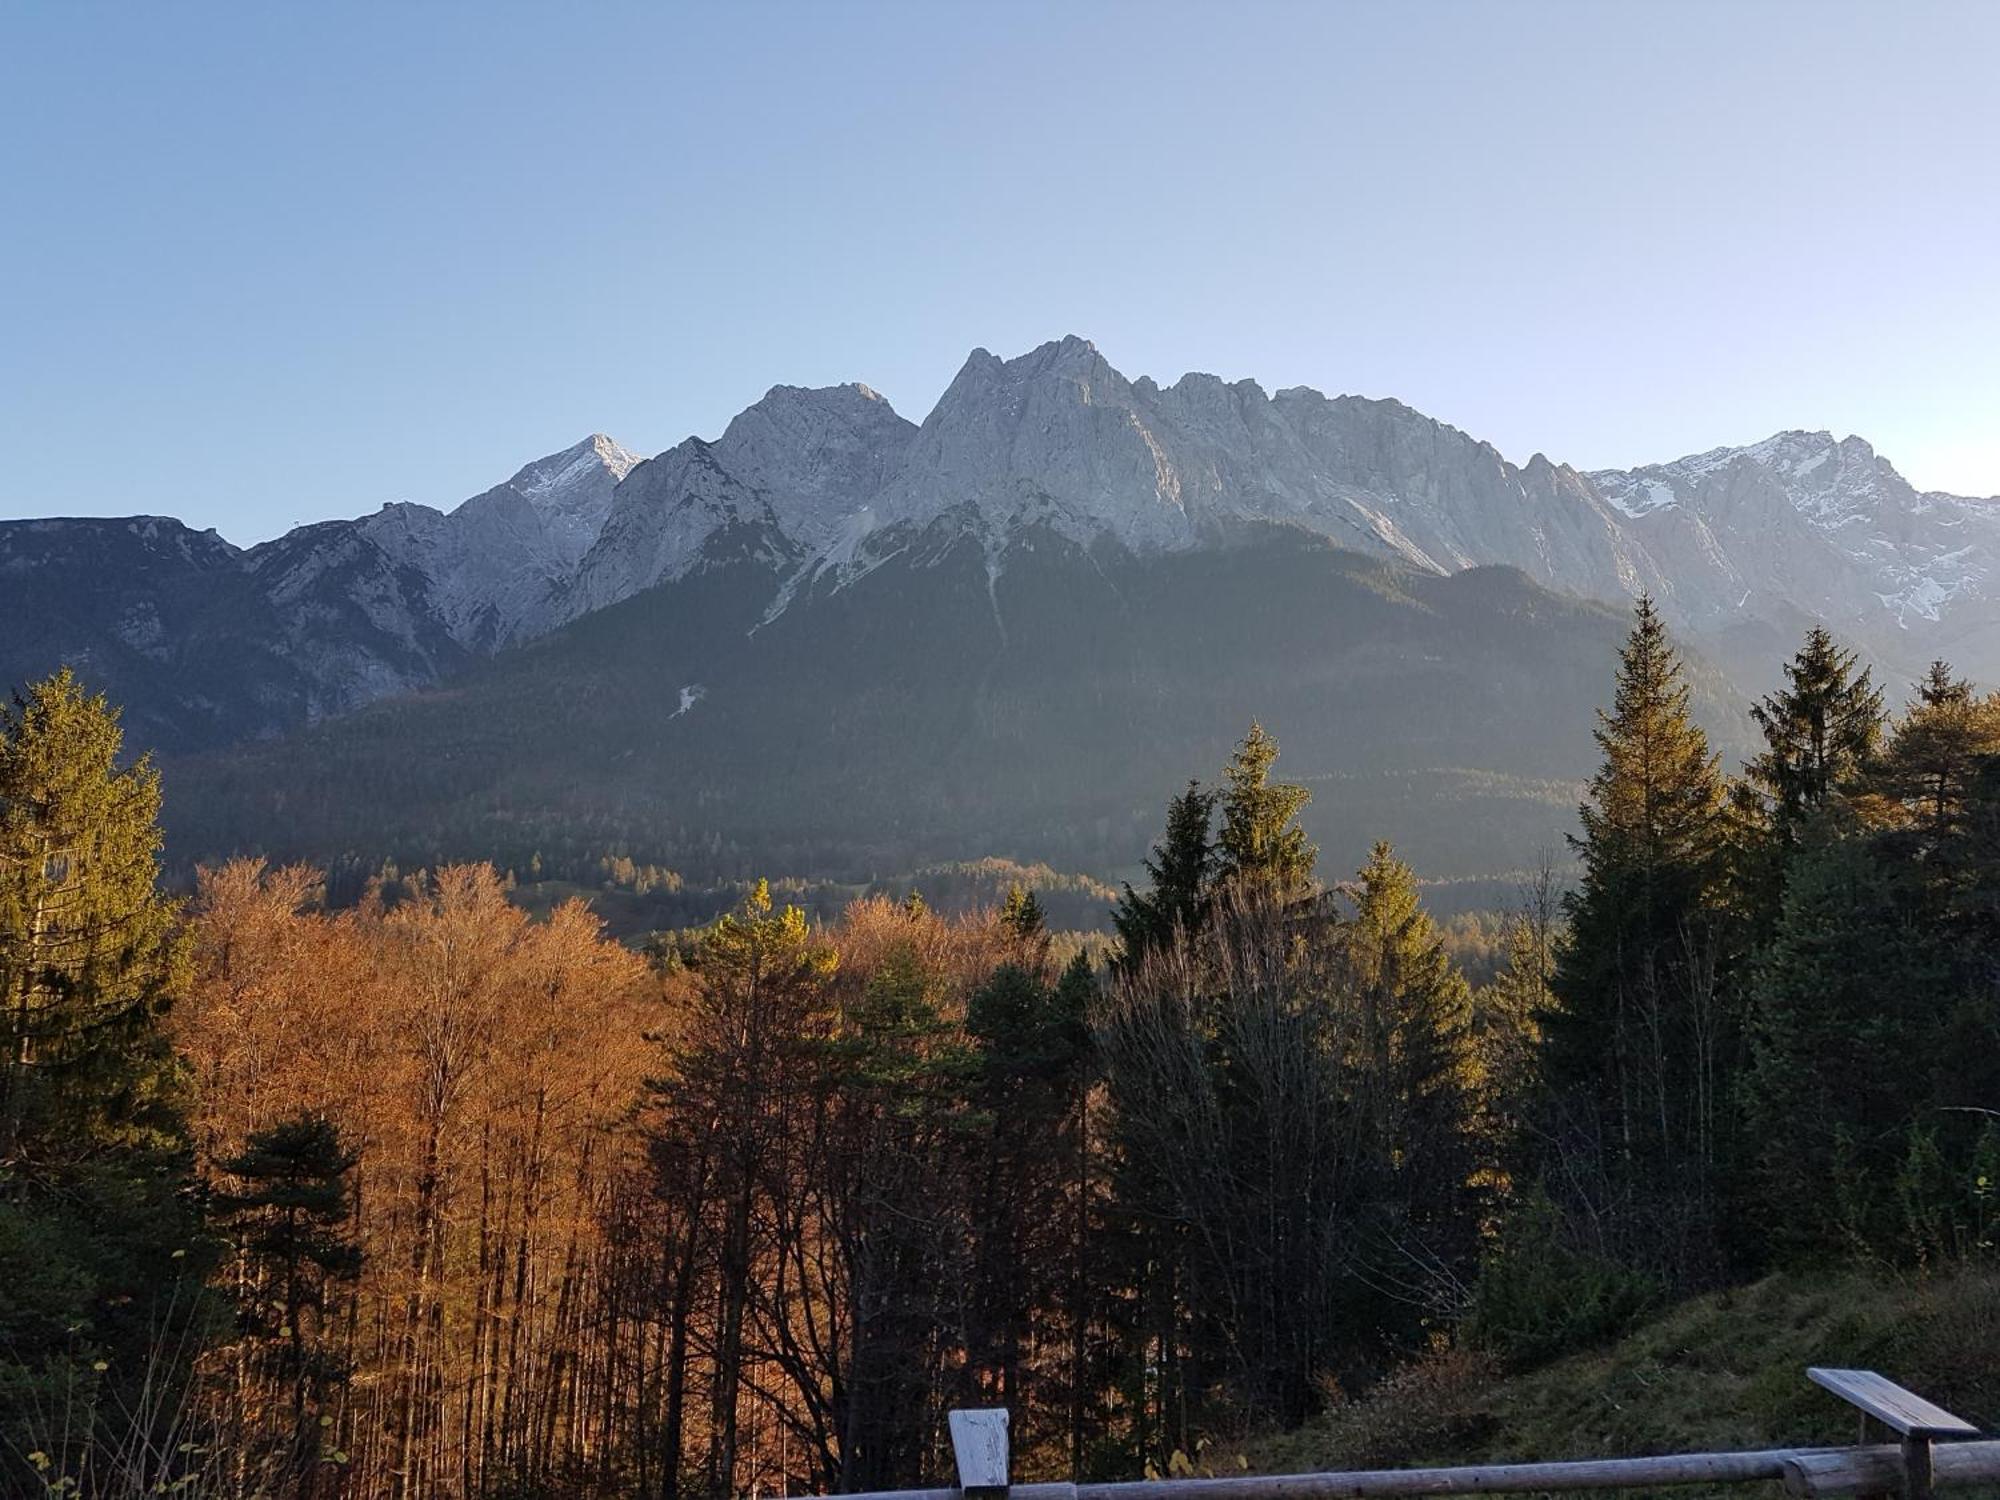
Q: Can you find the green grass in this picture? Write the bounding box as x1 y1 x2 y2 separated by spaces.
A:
1230 1268 2000 1494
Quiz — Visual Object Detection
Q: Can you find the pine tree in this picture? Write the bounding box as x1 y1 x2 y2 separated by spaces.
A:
0 669 188 1160
651 879 839 1493
1732 627 1884 939
1216 723 1316 899
1000 884 1048 942
1111 782 1218 968
1871 661 2000 848
212 1113 362 1471
1340 843 1479 1275
0 670 210 1483
1742 826 1950 1262
1540 597 1733 1287
827 944 979 1490
1744 627 1883 843
964 956 1093 1457
1471 863 1561 1168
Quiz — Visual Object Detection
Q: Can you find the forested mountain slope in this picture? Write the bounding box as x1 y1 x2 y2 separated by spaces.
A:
162 525 1744 886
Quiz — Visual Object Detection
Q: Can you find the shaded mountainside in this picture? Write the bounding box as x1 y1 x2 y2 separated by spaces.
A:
162 525 1747 887
0 517 317 754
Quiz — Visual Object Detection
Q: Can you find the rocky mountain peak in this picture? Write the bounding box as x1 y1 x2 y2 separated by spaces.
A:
17 335 2000 764
492 434 632 516
708 382 916 549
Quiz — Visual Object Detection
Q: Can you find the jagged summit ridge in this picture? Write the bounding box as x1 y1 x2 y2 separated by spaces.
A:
11 336 2000 759
549 338 2000 691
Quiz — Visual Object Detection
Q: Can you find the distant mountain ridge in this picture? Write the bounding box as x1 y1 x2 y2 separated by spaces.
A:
541 337 2000 694
5 337 1996 762
0 435 637 749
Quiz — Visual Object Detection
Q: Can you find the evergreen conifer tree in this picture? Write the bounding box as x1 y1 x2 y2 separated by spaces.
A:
964 955 1094 1452
1744 627 1883 842
0 670 209 1483
212 1113 362 1469
1871 661 2000 848
1540 598 1733 1287
1216 724 1316 899
1111 782 1217 968
1471 863 1561 1166
1742 825 1949 1261
1733 627 1884 937
1340 842 1479 1266
1000 884 1048 942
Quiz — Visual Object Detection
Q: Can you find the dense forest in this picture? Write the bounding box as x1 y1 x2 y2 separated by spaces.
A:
4 596 1999 1499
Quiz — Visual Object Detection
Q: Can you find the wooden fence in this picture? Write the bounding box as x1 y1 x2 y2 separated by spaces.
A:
835 1368 2000 1500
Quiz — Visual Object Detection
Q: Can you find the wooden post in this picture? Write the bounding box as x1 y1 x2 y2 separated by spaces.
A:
1901 1436 1935 1500
950 1409 1011 1498
1804 1369 1977 1500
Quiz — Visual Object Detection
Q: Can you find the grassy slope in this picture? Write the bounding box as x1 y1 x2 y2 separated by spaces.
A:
1231 1271 2000 1493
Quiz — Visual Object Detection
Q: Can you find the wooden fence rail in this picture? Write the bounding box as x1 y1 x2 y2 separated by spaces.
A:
833 1370 2000 1500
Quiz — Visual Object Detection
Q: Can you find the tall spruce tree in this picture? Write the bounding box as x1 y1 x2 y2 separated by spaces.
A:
212 1113 362 1472
1471 864 1561 1169
1216 723 1317 899
1339 843 1480 1291
1112 781 1218 968
1000 883 1048 943
1540 597 1734 1288
963 956 1094 1461
1733 627 1883 938
0 670 209 1485
1744 627 1883 841
1742 824 1950 1263
829 946 979 1490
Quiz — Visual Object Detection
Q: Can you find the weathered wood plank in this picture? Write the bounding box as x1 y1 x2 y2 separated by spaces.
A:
1084 1453 1801 1498
950 1408 1011 1492
842 1444 2000 1500
845 1450 1817 1500
1807 1370 1981 1438
1785 1439 2000 1496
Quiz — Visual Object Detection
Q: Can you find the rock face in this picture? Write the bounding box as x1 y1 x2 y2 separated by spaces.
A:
7 336 2000 759
1588 432 2000 685
547 338 1996 698
0 435 637 748
349 432 641 650
551 387 913 624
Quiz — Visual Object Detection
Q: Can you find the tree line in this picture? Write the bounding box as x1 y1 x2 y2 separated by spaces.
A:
3 602 1998 1496
1502 601 2000 1353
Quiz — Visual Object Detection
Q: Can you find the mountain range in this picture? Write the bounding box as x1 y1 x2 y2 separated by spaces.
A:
5 336 1992 892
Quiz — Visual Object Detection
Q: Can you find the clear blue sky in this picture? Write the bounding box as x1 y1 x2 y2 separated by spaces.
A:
4 0 1997 543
